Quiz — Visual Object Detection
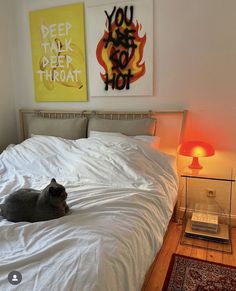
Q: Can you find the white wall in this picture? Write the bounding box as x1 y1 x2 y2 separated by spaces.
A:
8 0 236 214
0 0 17 151
12 0 236 144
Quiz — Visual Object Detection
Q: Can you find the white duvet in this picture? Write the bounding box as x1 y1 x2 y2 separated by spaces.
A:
0 133 178 291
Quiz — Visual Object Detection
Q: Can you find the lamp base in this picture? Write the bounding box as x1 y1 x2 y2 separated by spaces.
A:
189 157 203 169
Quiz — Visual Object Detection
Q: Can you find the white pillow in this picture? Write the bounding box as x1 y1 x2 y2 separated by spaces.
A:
89 131 124 137
89 131 160 148
132 135 161 149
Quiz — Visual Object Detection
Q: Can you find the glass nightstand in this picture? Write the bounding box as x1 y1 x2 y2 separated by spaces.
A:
180 168 235 253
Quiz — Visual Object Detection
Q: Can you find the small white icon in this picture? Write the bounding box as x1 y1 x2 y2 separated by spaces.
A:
8 270 22 285
12 274 18 282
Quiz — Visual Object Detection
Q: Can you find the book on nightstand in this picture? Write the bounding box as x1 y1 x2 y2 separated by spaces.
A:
185 219 229 243
191 212 218 233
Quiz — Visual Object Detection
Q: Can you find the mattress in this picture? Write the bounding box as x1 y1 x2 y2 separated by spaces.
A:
0 133 178 291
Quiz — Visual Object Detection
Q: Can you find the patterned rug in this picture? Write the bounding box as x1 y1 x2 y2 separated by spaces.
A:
162 254 236 290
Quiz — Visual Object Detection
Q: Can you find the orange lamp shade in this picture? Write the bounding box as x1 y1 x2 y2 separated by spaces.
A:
178 141 215 169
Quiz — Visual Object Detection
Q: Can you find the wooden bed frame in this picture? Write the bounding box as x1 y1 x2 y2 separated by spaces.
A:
19 108 187 290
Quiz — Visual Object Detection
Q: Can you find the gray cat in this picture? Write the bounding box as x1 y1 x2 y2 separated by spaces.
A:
0 178 69 223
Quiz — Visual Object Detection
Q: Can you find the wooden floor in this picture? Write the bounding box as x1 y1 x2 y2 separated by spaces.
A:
143 222 236 291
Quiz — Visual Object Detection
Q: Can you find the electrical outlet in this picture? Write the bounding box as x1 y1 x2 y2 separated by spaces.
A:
206 188 216 197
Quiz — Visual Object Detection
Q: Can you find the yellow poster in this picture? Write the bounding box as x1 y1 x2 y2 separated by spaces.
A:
29 3 87 102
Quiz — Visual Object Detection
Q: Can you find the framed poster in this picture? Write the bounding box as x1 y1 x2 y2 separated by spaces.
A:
87 0 153 96
29 3 88 102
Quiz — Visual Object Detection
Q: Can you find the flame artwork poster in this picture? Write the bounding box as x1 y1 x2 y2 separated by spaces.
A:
87 0 153 96
29 3 88 102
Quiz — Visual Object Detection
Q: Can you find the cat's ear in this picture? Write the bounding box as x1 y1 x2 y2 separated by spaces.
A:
51 178 56 183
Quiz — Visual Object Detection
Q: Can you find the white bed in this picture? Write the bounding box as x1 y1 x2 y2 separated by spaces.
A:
0 110 186 291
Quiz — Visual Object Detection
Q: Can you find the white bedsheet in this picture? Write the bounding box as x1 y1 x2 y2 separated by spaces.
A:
0 134 178 291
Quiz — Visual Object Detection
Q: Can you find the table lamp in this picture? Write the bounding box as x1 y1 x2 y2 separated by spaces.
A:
178 141 215 169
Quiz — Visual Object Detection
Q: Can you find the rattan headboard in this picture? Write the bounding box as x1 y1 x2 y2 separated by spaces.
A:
19 109 187 153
